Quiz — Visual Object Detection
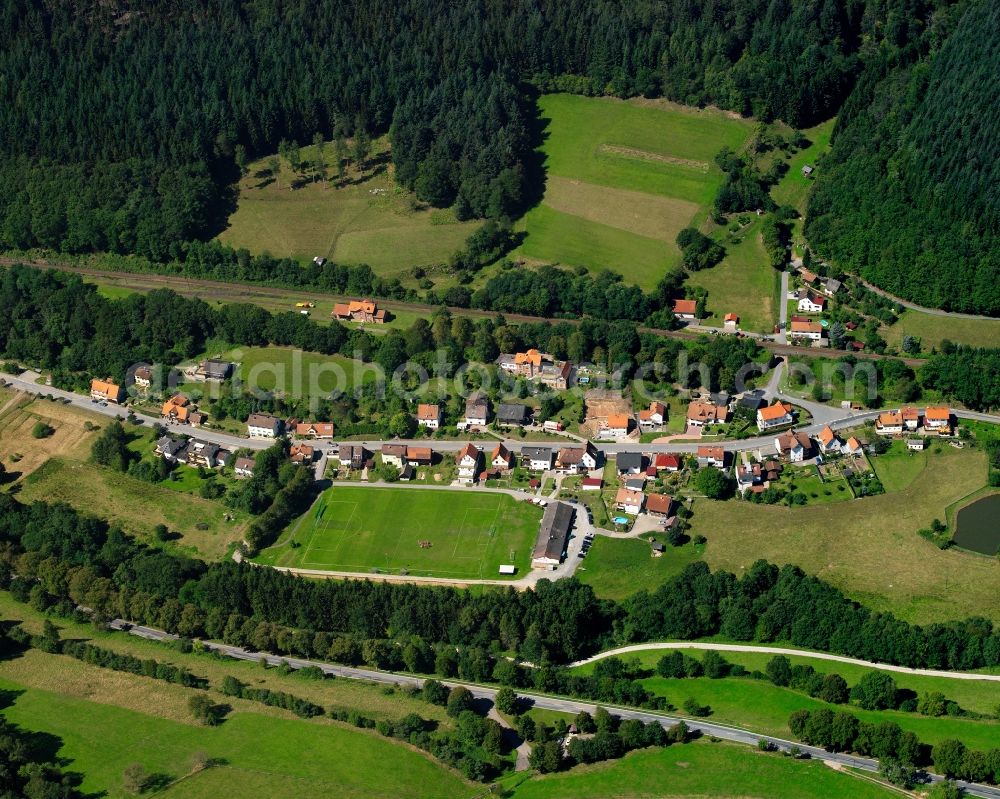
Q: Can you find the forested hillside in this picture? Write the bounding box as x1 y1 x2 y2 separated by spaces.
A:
0 0 890 261
806 0 1000 314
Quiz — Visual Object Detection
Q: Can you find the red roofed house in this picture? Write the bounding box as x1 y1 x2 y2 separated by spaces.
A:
816 425 840 454
295 422 334 439
491 443 514 471
924 406 952 434
638 401 667 429
797 293 827 313
457 443 482 483
406 446 433 465
581 477 603 491
789 319 824 341
697 446 726 469
901 407 920 431
723 313 739 331
615 487 645 516
672 299 698 321
876 410 903 435
654 453 683 472
331 299 386 324
290 444 316 465
416 403 441 430
602 413 631 439
645 493 675 518
687 401 728 427
756 402 794 431
90 378 124 404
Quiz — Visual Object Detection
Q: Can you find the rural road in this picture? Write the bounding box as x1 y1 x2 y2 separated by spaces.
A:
5 372 1000 457
107 619 1000 799
569 642 1000 683
858 277 1000 321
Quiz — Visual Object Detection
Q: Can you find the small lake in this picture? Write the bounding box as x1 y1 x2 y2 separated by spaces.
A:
953 494 1000 555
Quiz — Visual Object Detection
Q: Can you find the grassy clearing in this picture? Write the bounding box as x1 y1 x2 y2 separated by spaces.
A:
770 118 836 253
575 537 705 601
585 644 1000 718
217 137 479 275
0 674 473 799
256 486 542 579
517 94 753 289
635 674 1000 751
517 204 674 288
228 345 378 397
882 308 1000 352
686 219 778 332
870 439 928 493
509 739 900 799
17 457 249 558
0 393 99 477
689 444 1000 624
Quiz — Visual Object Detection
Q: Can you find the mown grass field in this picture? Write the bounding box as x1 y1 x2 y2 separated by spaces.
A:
229 346 379 397
217 137 478 276
882 308 1000 352
509 739 900 799
575 536 705 601
870 439 928 493
0 673 473 799
579 644 1000 719
517 94 754 289
256 486 542 578
690 444 1000 624
686 217 778 332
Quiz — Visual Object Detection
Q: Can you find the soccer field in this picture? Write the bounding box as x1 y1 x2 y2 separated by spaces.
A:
256 486 543 579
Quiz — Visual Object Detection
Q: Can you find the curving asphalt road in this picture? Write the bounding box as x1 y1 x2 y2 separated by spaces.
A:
569 642 1000 683
858 277 1000 321
107 619 1000 799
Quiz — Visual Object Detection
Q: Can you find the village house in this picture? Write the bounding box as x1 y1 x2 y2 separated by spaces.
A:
154 435 188 462
638 401 667 429
464 393 491 426
331 299 386 324
581 476 603 491
187 440 226 469
800 268 818 284
491 443 515 471
616 452 644 475
687 401 728 427
842 436 863 456
295 422 334 439
901 407 920 431
602 413 631 439
614 487 645 516
381 444 408 469
697 446 726 469
161 393 191 423
821 278 842 297
532 502 574 570
290 444 316 465
416 403 441 430
672 298 698 321
756 402 794 431
339 444 370 470
775 430 814 462
624 476 646 492
234 456 256 478
132 366 153 391
90 378 124 404
924 406 952 434
797 293 827 314
247 413 282 439
495 349 573 390
645 493 674 518
457 443 482 483
523 446 554 472
194 359 233 381
405 446 433 466
723 313 739 331
788 319 824 342
875 410 903 436
654 453 683 473
554 443 599 473
816 425 841 455
738 390 767 413
496 403 531 427
736 462 761 492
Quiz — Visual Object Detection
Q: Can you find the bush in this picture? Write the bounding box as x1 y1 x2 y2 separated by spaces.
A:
31 421 54 438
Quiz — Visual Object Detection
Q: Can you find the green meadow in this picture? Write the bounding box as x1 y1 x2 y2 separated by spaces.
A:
518 94 754 289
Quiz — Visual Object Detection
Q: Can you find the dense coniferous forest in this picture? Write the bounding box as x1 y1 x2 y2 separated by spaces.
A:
807 0 1000 314
0 0 945 269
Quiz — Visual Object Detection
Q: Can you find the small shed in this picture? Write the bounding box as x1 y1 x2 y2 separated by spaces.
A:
498 564 517 575
802 164 814 176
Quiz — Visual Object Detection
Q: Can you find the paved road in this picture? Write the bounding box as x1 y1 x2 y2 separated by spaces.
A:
776 270 789 344
0 371 273 452
107 619 1000 799
569 642 1000 683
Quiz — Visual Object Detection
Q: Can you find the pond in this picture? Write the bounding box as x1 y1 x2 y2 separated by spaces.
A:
953 494 1000 555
